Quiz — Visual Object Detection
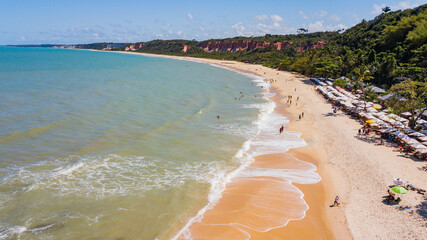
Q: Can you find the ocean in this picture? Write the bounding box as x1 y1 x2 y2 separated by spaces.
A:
0 47 265 239
0 47 320 240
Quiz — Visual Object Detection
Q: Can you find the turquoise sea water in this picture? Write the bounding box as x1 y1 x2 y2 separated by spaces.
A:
0 47 268 239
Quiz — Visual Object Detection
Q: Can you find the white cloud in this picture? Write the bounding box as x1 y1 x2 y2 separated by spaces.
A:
329 14 341 22
396 0 423 9
371 3 386 15
187 13 194 20
307 21 346 32
255 15 269 21
314 10 328 18
230 16 295 37
299 11 309 20
256 14 283 22
177 31 183 36
232 22 245 35
371 1 422 15
270 15 283 22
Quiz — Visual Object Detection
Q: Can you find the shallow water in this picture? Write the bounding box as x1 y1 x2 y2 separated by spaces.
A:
0 47 268 239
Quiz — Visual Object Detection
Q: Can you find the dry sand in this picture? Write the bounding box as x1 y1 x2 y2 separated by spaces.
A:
122 52 427 239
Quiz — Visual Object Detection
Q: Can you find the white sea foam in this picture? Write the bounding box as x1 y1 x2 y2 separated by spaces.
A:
0 155 231 201
0 225 26 240
172 73 321 239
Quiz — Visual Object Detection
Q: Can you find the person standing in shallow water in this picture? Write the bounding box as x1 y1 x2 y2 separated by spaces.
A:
279 125 284 134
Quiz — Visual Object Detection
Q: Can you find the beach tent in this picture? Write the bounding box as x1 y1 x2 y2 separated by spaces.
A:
417 136 427 142
369 86 386 94
402 128 416 134
338 76 350 81
380 128 398 133
404 138 419 145
409 132 425 137
401 112 412 118
416 148 427 154
378 94 396 102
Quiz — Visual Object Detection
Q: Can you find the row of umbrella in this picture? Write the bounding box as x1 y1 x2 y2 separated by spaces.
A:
314 85 427 155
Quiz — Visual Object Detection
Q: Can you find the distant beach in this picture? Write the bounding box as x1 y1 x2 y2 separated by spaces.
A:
131 52 427 239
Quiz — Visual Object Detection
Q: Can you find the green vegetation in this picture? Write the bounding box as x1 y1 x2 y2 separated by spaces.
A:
72 4 427 122
115 4 426 88
387 81 427 129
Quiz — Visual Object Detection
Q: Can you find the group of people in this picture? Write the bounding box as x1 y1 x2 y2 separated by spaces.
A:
358 126 372 135
385 190 402 204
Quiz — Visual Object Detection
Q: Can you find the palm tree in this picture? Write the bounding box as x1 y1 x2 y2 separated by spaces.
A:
297 28 308 34
351 65 373 110
382 6 391 13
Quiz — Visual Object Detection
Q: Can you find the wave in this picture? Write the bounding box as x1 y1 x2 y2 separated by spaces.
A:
172 75 320 239
0 155 232 204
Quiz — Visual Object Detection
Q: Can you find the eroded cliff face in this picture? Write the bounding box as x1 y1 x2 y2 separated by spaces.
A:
295 41 327 52
198 40 292 52
124 40 327 52
198 40 327 52
125 42 145 51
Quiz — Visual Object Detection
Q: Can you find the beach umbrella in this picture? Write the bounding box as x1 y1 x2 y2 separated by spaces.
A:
366 119 375 124
392 186 408 194
373 104 382 110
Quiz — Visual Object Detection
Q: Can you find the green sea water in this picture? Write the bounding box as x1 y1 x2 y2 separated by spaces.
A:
0 47 269 239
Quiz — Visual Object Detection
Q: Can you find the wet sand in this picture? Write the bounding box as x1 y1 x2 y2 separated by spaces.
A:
117 51 427 239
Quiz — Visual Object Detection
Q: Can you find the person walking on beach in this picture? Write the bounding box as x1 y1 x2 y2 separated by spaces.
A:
302 112 304 117
279 125 284 134
333 196 340 207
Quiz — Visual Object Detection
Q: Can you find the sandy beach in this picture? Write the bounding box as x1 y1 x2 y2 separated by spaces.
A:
122 52 427 239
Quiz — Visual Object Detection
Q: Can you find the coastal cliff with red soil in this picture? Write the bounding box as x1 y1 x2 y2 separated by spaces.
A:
125 40 327 53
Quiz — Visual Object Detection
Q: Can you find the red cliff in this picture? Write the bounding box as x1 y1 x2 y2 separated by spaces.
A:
199 40 281 52
198 40 324 52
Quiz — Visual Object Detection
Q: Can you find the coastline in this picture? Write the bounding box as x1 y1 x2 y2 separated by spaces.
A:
123 51 345 238
113 51 426 239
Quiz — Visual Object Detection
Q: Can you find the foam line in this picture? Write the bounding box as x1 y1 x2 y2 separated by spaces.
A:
172 69 320 239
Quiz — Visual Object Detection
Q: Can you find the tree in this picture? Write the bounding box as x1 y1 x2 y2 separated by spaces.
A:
297 28 308 34
389 81 427 129
382 6 391 13
351 65 374 110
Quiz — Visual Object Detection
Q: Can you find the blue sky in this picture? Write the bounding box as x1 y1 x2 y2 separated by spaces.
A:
0 0 424 44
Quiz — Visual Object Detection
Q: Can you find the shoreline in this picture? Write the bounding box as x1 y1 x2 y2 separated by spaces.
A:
109 51 426 239
123 51 345 239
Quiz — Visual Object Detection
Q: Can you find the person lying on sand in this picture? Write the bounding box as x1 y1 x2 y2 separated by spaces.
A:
400 151 410 158
398 205 411 211
385 194 401 204
406 184 426 194
393 146 403 152
376 139 384 145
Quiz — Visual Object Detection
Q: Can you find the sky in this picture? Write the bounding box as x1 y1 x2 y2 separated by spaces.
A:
0 0 425 45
